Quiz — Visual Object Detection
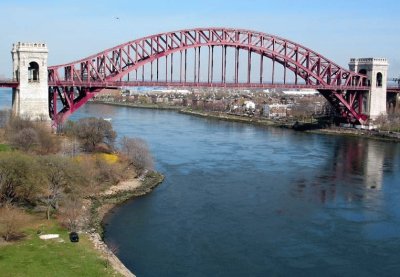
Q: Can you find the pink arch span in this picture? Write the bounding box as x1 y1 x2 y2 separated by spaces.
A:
48 28 369 124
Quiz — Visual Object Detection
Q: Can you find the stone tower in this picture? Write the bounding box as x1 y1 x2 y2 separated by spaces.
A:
11 42 49 120
348 58 389 121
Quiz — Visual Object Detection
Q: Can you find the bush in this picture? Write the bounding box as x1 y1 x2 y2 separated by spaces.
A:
0 152 45 204
0 205 29 241
5 116 60 154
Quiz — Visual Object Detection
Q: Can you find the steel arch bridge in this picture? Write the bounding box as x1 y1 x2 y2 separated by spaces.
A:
48 27 371 124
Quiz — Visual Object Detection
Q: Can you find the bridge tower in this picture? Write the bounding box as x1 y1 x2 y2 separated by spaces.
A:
11 42 50 120
349 58 389 121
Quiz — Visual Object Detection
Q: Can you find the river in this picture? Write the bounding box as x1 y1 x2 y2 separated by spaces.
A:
1 89 400 276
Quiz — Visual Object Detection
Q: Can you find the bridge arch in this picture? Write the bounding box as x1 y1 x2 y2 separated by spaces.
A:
48 28 370 124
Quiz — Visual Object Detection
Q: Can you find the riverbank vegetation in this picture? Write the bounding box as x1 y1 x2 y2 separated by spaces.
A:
0 112 160 276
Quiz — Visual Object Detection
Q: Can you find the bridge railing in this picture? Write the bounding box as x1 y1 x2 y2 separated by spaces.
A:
0 78 19 88
47 80 371 91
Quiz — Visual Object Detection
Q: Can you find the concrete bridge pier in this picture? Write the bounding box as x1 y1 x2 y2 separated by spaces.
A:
11 42 50 121
349 58 389 122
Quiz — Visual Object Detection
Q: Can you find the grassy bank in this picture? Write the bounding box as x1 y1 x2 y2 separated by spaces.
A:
0 171 164 277
0 218 121 277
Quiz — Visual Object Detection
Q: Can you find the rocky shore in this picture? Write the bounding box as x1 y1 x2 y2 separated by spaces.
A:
88 171 164 277
179 109 400 142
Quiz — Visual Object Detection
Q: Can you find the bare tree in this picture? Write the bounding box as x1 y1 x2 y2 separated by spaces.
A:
10 128 39 152
67 118 116 152
0 110 11 128
58 197 83 232
40 155 86 219
120 136 154 177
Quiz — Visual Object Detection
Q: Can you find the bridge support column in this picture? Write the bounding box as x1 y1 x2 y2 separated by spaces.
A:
349 58 389 121
11 42 50 120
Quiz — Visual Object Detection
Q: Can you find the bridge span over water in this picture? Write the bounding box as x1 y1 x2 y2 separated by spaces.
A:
0 28 399 125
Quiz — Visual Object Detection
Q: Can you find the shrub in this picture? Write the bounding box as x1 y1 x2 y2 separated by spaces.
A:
0 205 29 241
0 152 45 204
5 116 60 154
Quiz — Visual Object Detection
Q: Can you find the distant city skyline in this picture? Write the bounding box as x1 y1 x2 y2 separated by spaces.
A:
0 0 399 78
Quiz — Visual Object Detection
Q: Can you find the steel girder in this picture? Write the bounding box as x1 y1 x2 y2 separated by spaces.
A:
48 28 370 124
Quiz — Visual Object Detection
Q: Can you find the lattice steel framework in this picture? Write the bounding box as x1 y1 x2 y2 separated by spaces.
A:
48 28 370 124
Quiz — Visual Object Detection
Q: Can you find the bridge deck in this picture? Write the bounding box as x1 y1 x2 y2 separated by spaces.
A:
0 80 18 88
2 79 398 92
388 87 400 93
47 81 370 91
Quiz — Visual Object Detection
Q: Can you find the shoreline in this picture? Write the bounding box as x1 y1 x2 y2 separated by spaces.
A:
91 101 400 142
90 100 182 110
88 171 164 277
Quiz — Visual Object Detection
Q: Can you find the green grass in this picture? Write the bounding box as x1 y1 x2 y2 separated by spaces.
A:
0 144 11 152
0 221 122 277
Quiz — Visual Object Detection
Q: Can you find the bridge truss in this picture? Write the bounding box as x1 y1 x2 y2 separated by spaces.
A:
47 28 370 123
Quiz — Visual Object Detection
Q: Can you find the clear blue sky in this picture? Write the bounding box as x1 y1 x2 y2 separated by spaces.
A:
0 0 399 78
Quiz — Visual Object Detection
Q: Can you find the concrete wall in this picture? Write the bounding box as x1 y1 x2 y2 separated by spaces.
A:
349 58 389 121
11 42 50 120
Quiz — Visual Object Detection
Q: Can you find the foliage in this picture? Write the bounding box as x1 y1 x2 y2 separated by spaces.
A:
0 205 29 241
0 144 11 152
0 152 46 204
64 118 116 152
97 153 119 164
120 136 154 176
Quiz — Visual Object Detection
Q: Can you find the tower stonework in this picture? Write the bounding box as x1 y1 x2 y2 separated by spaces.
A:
349 58 388 121
11 42 49 120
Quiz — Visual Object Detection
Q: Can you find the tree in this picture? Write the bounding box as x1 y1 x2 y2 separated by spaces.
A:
0 152 45 204
40 155 86 219
58 196 84 232
120 136 154 176
4 115 60 154
10 128 39 152
68 118 116 152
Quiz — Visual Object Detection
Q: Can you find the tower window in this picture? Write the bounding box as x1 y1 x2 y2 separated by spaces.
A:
358 69 367 86
28 61 39 82
376 72 383 87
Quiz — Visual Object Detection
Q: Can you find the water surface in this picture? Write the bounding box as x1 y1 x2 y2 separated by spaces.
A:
2 90 400 276
73 103 400 277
